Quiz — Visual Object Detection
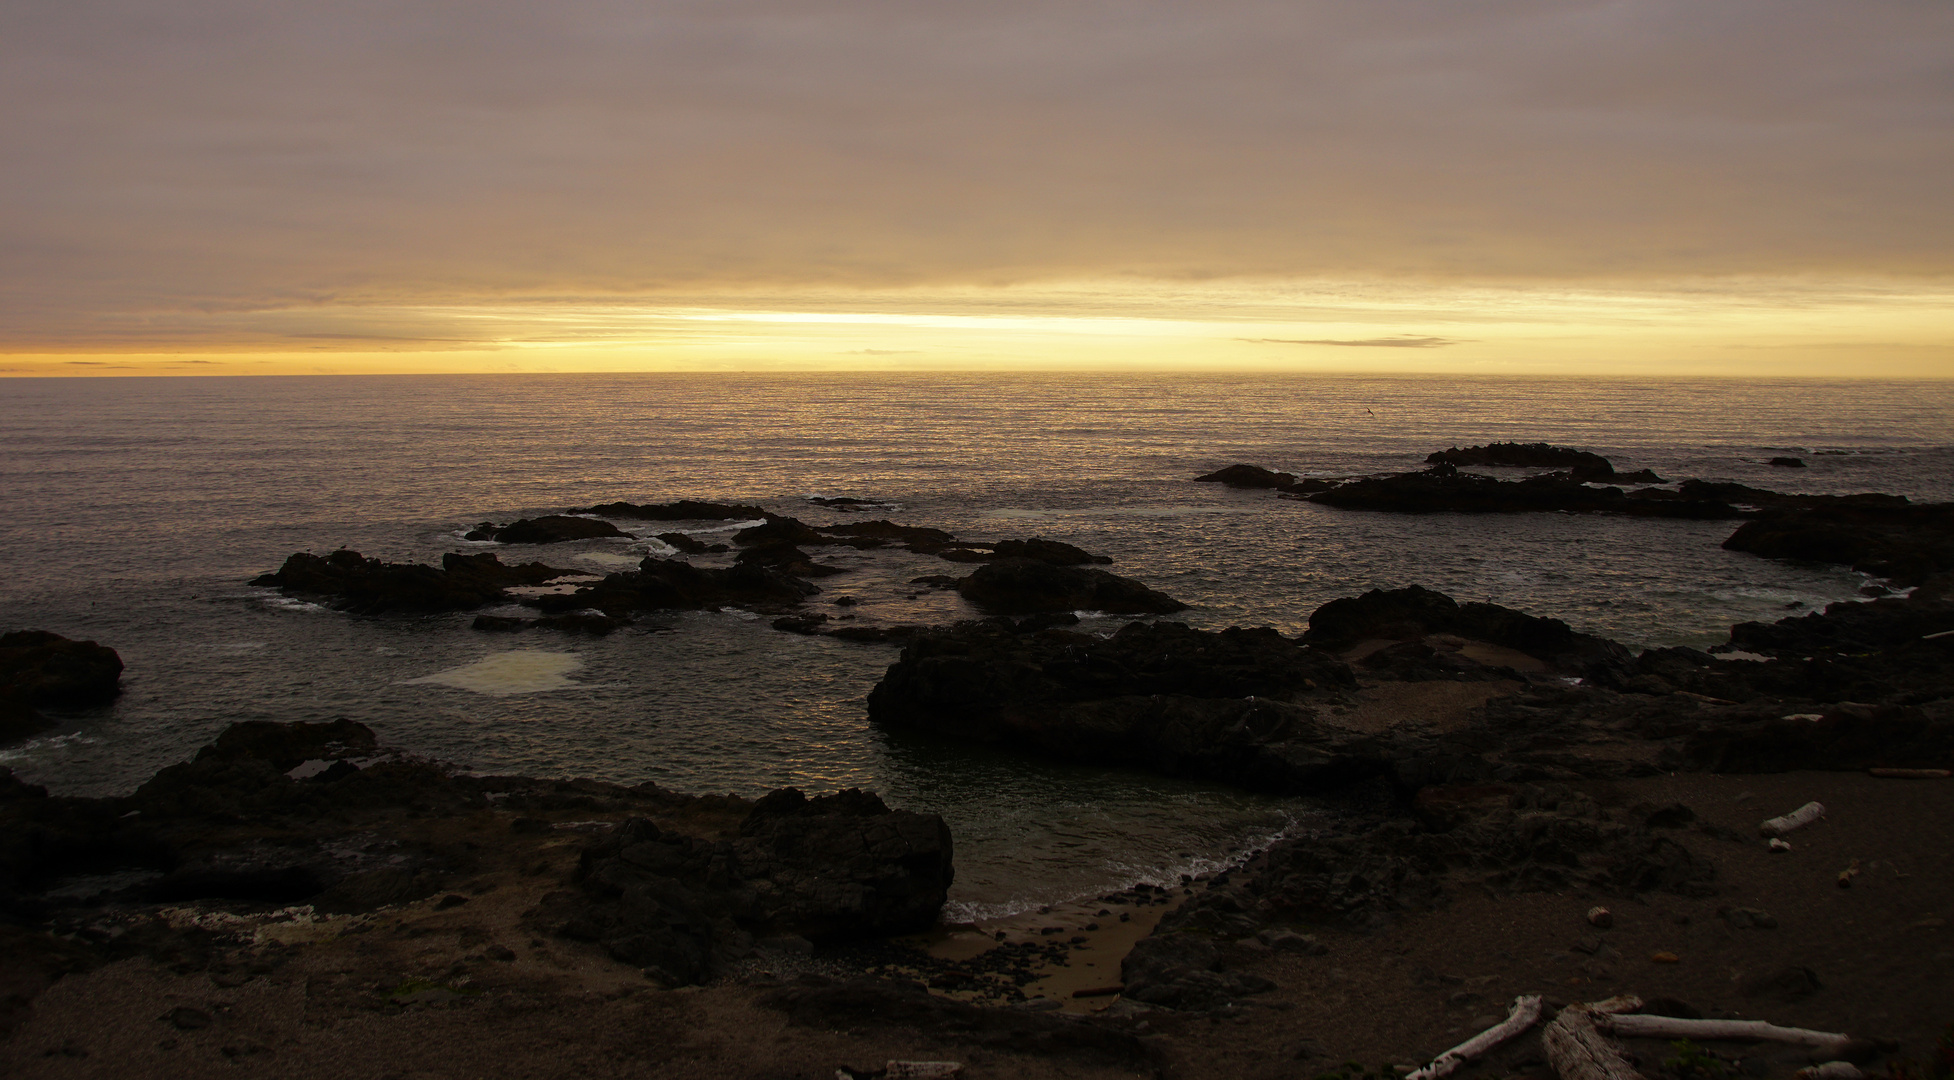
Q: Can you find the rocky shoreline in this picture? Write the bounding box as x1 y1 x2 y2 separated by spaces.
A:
6 456 1953 1079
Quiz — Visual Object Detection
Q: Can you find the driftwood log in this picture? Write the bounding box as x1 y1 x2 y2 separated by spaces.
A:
1406 995 1545 1080
1760 801 1825 837
1604 1014 1858 1057
1543 997 1645 1080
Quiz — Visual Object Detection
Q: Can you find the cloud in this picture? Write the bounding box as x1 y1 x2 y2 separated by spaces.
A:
1 1 1949 350
1245 336 1464 349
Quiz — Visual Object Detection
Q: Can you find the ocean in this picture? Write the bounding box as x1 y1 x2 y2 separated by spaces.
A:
4 372 1952 920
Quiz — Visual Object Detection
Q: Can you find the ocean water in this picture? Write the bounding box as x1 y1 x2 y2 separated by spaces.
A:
3 372 1951 918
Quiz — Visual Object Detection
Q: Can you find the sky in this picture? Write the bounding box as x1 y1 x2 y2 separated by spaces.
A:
3 0 1951 377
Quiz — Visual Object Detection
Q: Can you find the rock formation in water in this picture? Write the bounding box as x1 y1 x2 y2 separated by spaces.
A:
953 557 1184 614
0 631 124 742
569 499 767 521
251 550 578 614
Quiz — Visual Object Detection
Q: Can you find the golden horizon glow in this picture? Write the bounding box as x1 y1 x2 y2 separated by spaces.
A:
5 276 1950 379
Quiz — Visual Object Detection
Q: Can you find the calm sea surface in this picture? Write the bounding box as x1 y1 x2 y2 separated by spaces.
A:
3 373 1951 917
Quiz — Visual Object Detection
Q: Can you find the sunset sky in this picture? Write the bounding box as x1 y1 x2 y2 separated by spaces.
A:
4 0 1950 377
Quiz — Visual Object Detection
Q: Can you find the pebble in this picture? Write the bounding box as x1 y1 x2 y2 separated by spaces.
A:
1651 951 1680 964
1587 906 1613 929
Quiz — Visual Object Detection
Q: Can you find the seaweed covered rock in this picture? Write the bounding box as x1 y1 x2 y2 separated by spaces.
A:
955 558 1183 614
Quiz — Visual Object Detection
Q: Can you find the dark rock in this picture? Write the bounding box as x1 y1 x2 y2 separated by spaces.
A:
1310 466 1735 518
197 719 379 772
251 550 577 615
955 558 1184 615
736 542 849 578
465 516 628 544
733 515 831 547
570 500 766 521
991 538 1113 565
868 619 1382 795
549 791 952 983
1163 782 1716 934
1722 503 1953 587
817 520 955 548
1120 932 1274 1010
0 631 124 741
1769 456 1807 468
655 532 729 555
526 556 818 616
1303 585 1633 679
1427 442 1619 479
0 631 123 709
1612 469 1667 484
1195 464 1298 489
1642 804 1696 829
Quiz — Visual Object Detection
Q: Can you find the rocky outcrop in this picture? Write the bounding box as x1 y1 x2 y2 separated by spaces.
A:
868 619 1393 794
570 500 766 521
1303 585 1635 680
735 542 849 577
1307 464 1736 518
1195 464 1298 489
818 520 954 547
1 631 124 741
525 556 818 616
545 788 953 985
464 515 628 543
251 550 577 614
1425 442 1621 480
1119 932 1274 1011
1161 780 1717 938
954 558 1184 614
1721 502 1953 586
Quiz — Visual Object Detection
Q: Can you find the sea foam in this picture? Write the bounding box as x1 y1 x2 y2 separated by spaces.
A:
401 651 584 697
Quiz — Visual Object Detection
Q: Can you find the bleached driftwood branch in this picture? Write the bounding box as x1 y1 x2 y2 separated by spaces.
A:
1604 1015 1854 1056
1760 801 1825 837
1543 997 1645 1080
1405 995 1545 1080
